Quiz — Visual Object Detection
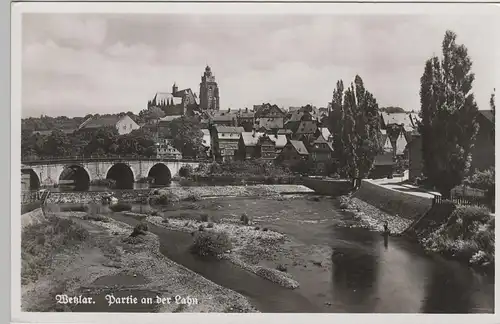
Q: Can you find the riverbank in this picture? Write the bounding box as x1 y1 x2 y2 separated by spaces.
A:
337 195 495 273
120 202 301 290
45 184 315 204
21 209 257 313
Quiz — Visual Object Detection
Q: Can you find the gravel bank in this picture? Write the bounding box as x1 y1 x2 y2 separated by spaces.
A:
22 210 257 313
46 185 314 204
145 215 300 289
338 195 413 234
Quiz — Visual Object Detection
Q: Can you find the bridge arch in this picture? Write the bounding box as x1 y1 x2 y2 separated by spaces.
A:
58 164 91 191
147 163 172 186
106 163 135 189
22 168 40 190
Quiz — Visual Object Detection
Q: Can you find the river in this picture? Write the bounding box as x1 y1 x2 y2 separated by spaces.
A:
95 196 494 313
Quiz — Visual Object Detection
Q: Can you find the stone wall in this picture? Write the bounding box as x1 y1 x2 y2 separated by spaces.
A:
302 178 352 196
353 180 433 220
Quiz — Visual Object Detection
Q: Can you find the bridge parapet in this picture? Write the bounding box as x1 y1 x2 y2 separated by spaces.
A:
22 156 209 165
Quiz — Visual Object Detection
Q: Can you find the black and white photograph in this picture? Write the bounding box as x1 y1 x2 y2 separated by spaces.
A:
13 1 497 318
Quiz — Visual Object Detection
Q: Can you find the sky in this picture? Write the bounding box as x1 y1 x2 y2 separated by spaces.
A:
21 13 497 118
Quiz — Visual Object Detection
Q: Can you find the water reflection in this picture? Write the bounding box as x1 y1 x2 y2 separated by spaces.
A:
330 228 379 312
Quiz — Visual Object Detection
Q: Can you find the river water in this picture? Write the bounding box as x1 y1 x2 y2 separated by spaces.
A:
98 196 494 313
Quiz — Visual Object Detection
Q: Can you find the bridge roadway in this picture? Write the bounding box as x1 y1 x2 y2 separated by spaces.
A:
21 156 207 189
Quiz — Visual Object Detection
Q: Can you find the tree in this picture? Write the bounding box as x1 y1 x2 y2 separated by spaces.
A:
329 80 344 170
167 116 204 158
418 30 479 198
43 130 71 157
341 76 382 180
329 76 381 180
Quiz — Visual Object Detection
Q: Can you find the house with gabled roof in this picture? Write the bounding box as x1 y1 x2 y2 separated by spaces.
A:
369 130 395 179
78 115 140 136
239 130 265 160
278 139 309 168
310 134 334 175
212 126 244 162
254 103 286 130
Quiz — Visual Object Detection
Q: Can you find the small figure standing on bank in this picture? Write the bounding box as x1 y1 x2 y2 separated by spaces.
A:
383 221 390 235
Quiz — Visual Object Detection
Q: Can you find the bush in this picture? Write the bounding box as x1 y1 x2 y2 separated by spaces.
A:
179 165 193 178
109 202 132 212
240 213 250 225
190 231 232 257
422 205 495 267
130 223 148 237
200 214 209 222
150 190 176 205
276 264 287 272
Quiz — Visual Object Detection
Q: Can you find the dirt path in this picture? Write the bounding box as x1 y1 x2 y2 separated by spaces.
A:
21 211 257 313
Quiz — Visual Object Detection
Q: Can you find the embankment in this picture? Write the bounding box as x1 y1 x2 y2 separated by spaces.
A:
21 207 46 229
46 185 314 204
302 178 352 196
353 179 433 221
403 202 494 271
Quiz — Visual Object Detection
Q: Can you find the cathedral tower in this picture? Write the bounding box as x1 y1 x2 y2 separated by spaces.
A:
199 65 220 111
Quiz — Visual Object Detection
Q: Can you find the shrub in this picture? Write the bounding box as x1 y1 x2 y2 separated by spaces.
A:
130 223 148 237
200 214 209 222
109 202 132 212
240 213 250 225
190 232 232 257
179 165 193 178
150 190 176 205
276 264 287 272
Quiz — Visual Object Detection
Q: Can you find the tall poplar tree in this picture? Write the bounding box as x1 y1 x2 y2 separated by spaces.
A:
330 75 382 179
418 30 479 198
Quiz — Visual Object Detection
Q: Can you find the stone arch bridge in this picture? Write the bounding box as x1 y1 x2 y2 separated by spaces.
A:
21 157 204 190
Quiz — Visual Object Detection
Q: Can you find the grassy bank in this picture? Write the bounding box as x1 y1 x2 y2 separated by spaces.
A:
22 214 89 285
419 205 494 271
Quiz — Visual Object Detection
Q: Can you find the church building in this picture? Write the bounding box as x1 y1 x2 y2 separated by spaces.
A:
148 83 199 116
199 65 220 111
